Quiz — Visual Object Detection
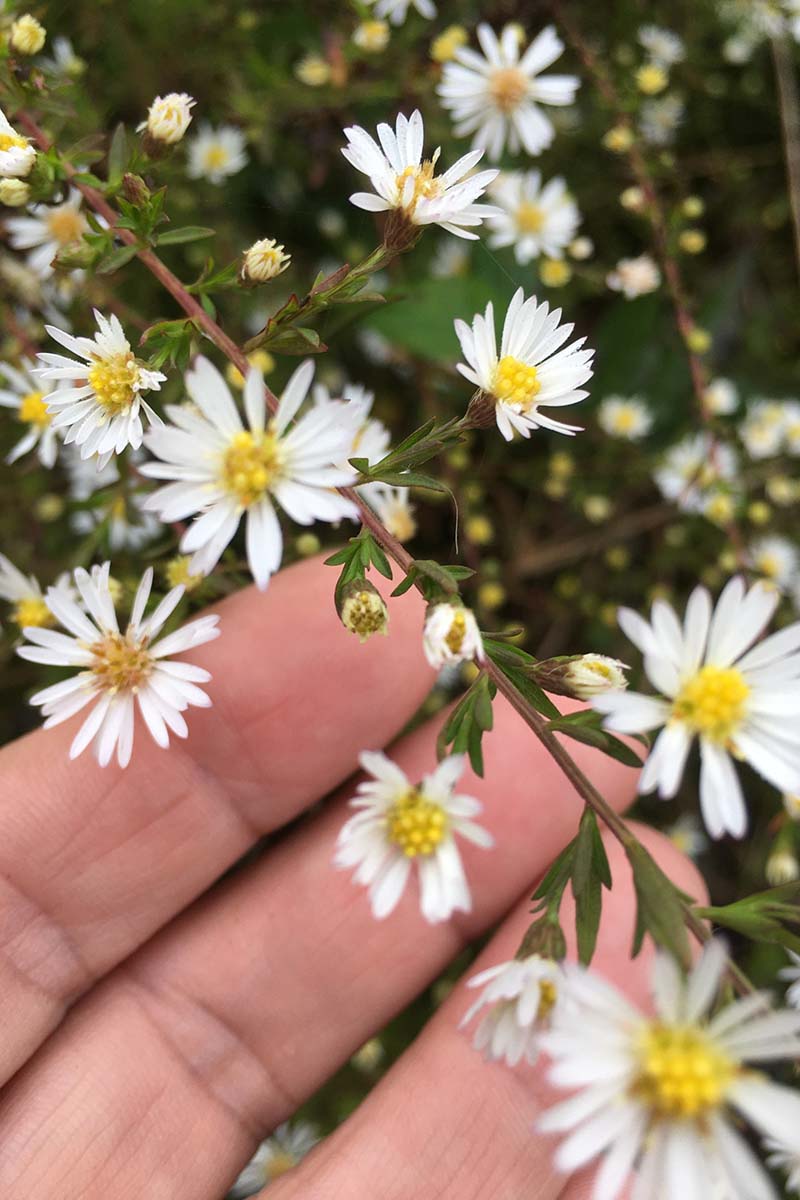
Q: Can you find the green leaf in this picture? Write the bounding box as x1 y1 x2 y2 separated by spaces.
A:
107 122 128 187
437 673 495 777
96 242 139 275
546 714 643 769
571 810 612 964
626 842 692 966
157 225 216 246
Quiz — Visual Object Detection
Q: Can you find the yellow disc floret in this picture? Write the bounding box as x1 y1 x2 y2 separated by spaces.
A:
12 595 53 628
222 429 281 506
516 202 545 234
0 132 29 152
634 1024 735 1120
673 665 750 743
387 788 448 858
396 161 442 213
88 353 140 416
492 355 541 411
90 632 153 692
19 390 50 429
47 206 86 246
445 610 467 655
537 978 558 1020
489 67 528 112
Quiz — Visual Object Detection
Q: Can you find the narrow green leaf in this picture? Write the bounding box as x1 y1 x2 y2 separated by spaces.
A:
96 242 139 275
157 225 216 246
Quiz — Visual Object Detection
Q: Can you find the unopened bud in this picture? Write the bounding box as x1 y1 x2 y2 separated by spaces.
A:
423 602 483 669
534 654 629 700
767 850 800 886
52 239 94 270
10 13 46 55
138 93 195 155
240 238 291 286
338 579 389 642
121 172 151 207
464 388 497 430
0 177 30 206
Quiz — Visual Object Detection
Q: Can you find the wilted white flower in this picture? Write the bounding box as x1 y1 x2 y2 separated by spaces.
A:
342 109 499 241
186 123 247 184
606 253 661 298
461 954 564 1067
17 562 220 767
0 107 36 178
138 92 195 146
594 577 800 838
780 952 800 1009
438 24 579 161
141 357 358 589
637 25 685 67
423 602 483 669
230 1121 320 1196
704 377 739 416
6 188 87 279
0 357 61 467
564 654 629 698
366 0 435 24
749 535 799 591
487 170 580 264
335 751 492 922
540 940 800 1200
598 395 653 441
455 286 594 441
241 237 291 284
37 309 165 468
654 432 738 514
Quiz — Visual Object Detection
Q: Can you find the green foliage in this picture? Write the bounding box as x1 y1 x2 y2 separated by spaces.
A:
437 670 495 776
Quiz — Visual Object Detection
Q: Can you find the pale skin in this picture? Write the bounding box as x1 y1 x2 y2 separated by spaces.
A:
0 555 706 1199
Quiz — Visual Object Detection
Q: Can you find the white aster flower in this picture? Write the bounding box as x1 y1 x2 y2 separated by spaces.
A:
437 23 579 161
0 553 54 629
637 25 685 67
782 400 800 454
594 577 800 838
37 310 165 468
366 0 435 24
704 377 739 416
598 395 653 441
335 751 493 923
640 93 685 146
780 952 800 1009
17 562 220 768
455 286 594 441
186 123 248 184
431 238 470 278
539 940 800 1200
767 1140 800 1195
341 109 499 241
654 433 738 514
141 357 358 590
423 602 484 669
230 1121 319 1196
606 254 661 299
0 356 61 467
461 954 565 1067
665 813 709 859
72 491 163 553
0 107 36 178
137 92 195 146
740 400 788 461
367 484 416 541
487 170 580 264
5 188 87 280
749 535 800 591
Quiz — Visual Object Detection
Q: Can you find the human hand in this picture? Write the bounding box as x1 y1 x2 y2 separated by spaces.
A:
0 554 704 1199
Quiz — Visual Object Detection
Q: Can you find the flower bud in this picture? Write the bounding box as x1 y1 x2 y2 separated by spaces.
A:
338 579 389 642
10 13 46 55
353 20 389 52
121 172 151 207
0 177 30 206
464 388 497 430
423 602 483 670
240 237 291 285
535 654 629 700
767 850 800 886
431 25 468 64
568 235 594 260
138 93 195 155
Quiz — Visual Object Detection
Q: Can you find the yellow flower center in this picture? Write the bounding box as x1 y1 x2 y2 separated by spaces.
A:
757 554 781 580
203 144 229 170
87 353 140 415
516 202 545 233
537 978 558 1020
445 610 467 655
395 161 442 212
221 429 281 506
387 789 448 858
12 595 53 628
19 390 50 429
46 205 86 246
266 1151 297 1180
492 355 541 411
612 408 637 433
0 132 29 152
672 665 750 743
90 631 153 692
342 590 387 640
165 555 203 592
634 1024 735 1120
489 67 529 112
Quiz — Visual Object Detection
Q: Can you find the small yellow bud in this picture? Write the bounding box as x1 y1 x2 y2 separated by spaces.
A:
686 326 711 353
225 349 276 389
704 493 735 526
620 186 645 211
635 63 668 94
295 54 331 86
605 546 630 570
544 478 567 500
165 556 203 592
295 532 321 557
583 494 613 523
0 178 30 207
568 235 594 260
766 850 800 885
682 196 705 218
351 1038 385 1072
556 574 580 599
10 13 46 55
465 514 493 545
679 229 707 254
549 451 574 478
241 238 291 285
478 581 506 610
539 258 572 287
34 493 65 522
747 500 772 526
603 124 634 153
353 20 389 52
431 24 468 63
766 476 796 506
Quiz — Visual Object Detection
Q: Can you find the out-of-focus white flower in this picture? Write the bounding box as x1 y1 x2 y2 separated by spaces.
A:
767 1139 800 1195
0 357 61 467
6 189 87 279
438 24 579 161
606 254 661 298
540 940 800 1200
637 25 685 67
766 848 800 884
9 13 46 55
654 432 738 514
455 287 594 441
704 377 739 416
17 562 220 768
137 92 195 146
335 751 492 922
0 554 54 629
353 19 390 50
186 123 247 183
241 237 291 283
423 602 483 669
41 35 84 77
639 93 685 146
780 951 800 1009
430 238 470 278
230 1121 320 1196
487 170 580 264
313 380 391 468
784 792 800 820
461 954 564 1066
366 0 435 25
141 357 358 589
665 813 709 859
598 395 652 441
740 399 789 460
749 535 799 591
342 109 499 241
72 491 163 552
568 235 593 260
368 484 416 541
37 309 165 468
594 577 800 838
0 107 36 178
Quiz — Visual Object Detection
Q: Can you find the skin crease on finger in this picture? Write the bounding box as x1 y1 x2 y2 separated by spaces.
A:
0 693 640 1199
263 827 709 1200
0 554 434 1087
